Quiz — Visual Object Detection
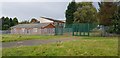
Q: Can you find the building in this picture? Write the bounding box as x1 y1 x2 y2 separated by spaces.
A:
11 17 65 35
11 23 55 35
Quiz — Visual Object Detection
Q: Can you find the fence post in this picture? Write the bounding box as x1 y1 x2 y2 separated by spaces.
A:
88 23 90 36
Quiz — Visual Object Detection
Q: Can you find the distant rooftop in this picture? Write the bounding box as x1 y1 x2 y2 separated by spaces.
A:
41 17 65 23
11 23 50 28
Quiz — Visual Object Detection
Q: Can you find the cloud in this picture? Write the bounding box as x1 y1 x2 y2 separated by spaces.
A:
2 2 68 22
1 2 99 22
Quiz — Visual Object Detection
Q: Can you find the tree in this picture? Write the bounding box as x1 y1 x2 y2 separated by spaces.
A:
1 16 7 30
74 2 97 23
13 17 18 25
30 18 39 23
117 2 120 34
0 17 19 30
9 18 14 27
98 2 117 26
65 0 77 27
98 2 119 35
98 2 117 24
3 17 10 30
109 2 120 34
0 17 4 30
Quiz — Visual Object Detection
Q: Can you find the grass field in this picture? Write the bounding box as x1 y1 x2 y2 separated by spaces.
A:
1 34 69 42
2 36 118 56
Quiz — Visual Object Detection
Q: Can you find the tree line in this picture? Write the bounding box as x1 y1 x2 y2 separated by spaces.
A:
65 0 120 34
0 16 39 30
0 17 18 30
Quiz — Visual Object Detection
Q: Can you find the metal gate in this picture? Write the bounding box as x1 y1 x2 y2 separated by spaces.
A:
55 23 97 36
72 23 89 36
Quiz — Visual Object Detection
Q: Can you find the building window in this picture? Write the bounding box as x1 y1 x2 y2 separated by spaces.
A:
22 28 25 32
33 28 37 32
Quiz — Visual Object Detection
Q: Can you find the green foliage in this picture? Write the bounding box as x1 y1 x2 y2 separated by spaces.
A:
98 2 120 34
1 17 5 30
114 2 120 34
65 0 77 27
65 2 97 28
98 2 117 26
9 18 14 27
0 17 19 30
74 2 97 23
108 2 120 34
2 37 118 56
1 17 10 30
13 17 18 25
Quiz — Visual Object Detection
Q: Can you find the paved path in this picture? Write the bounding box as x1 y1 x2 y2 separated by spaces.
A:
2 38 78 48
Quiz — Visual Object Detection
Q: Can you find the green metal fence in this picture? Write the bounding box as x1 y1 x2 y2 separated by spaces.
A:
55 23 97 36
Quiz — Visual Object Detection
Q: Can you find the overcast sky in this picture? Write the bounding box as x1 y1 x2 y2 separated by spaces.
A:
1 1 99 22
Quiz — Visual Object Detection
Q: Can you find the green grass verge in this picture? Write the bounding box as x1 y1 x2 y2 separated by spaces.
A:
2 37 118 56
2 34 69 42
